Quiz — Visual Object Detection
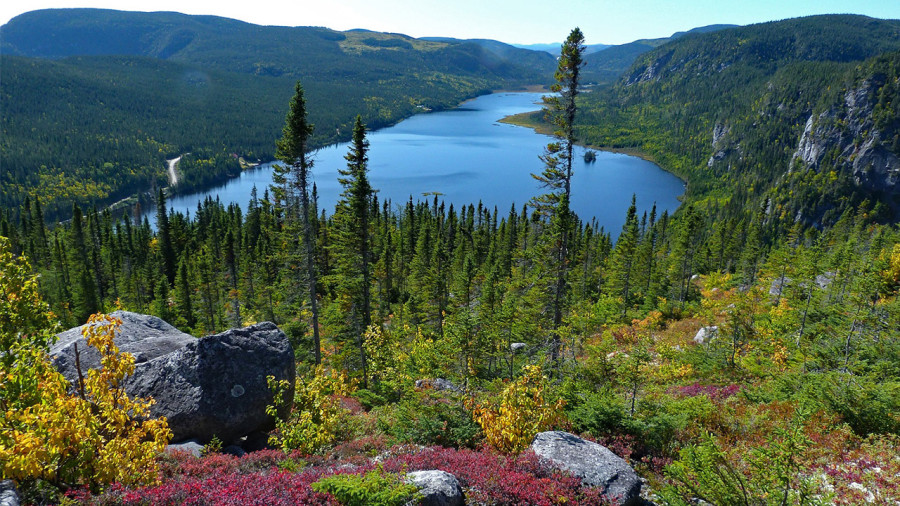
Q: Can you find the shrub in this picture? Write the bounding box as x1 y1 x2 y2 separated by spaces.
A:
266 366 356 454
310 465 420 506
378 392 483 448
0 314 171 492
380 446 605 505
660 408 820 506
472 365 567 453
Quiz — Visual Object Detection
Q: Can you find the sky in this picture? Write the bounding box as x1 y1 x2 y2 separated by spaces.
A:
2 0 900 45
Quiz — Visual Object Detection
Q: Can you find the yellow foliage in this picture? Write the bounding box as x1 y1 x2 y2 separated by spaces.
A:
882 243 900 289
267 365 356 454
472 365 567 453
0 314 171 491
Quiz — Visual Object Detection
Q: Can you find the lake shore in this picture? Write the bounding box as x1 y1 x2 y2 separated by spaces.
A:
499 109 683 186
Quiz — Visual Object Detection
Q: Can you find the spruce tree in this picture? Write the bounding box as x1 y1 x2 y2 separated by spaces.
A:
529 27 585 368
157 189 176 285
275 81 322 364
330 115 374 385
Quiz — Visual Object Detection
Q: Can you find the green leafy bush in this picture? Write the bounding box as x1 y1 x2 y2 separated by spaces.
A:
310 466 420 506
378 392 483 449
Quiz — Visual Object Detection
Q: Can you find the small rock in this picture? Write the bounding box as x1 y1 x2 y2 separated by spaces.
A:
241 430 272 452
510 342 527 352
532 431 642 505
769 276 791 296
405 470 464 506
0 480 19 506
415 378 462 393
815 272 835 289
166 440 204 458
693 326 718 345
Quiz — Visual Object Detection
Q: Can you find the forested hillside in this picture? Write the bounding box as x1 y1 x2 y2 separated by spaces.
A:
581 24 736 84
576 15 900 229
0 9 554 220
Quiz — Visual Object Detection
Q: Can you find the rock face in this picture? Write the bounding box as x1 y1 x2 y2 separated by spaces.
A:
531 431 642 505
0 480 19 506
693 326 718 345
52 312 295 444
792 78 900 196
52 311 194 381
405 470 464 506
415 378 462 393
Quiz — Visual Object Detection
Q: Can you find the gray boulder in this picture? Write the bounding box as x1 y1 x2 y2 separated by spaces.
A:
531 431 642 505
405 470 464 506
693 326 718 345
0 480 18 506
166 440 205 458
769 276 791 297
415 378 462 393
52 311 194 381
510 342 527 352
52 313 295 444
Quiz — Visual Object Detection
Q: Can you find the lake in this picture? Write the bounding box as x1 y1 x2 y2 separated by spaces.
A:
147 92 684 235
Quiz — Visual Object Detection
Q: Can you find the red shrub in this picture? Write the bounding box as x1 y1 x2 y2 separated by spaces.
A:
380 446 608 505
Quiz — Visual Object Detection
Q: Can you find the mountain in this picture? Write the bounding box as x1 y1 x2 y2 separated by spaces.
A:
582 24 737 83
0 9 555 219
512 42 611 56
577 14 900 225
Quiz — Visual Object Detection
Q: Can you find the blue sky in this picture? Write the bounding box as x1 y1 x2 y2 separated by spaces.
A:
3 0 899 45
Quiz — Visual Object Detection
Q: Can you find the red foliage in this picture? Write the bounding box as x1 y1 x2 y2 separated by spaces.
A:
673 382 741 400
69 444 619 505
380 446 609 505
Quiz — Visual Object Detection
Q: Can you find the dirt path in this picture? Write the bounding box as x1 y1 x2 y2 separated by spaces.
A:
167 156 182 186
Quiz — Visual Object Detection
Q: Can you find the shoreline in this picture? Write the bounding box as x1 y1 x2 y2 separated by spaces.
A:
498 109 685 189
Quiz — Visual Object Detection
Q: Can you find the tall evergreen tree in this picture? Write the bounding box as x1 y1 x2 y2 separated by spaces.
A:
157 189 176 285
275 81 322 364
330 115 375 385
530 27 585 368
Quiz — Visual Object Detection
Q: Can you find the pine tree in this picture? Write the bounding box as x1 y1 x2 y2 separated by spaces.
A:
330 115 375 385
157 189 176 285
529 27 585 369
275 81 322 364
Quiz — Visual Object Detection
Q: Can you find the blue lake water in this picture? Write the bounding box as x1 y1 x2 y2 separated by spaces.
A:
148 92 684 235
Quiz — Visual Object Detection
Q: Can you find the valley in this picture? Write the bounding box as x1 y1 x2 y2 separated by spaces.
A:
1 8 899 506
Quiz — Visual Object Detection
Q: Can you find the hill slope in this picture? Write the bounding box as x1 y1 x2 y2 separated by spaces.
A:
0 9 554 219
582 24 737 83
577 14 900 225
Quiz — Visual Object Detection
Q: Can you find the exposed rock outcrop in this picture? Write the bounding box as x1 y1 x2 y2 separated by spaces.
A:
0 480 19 506
405 470 465 506
415 378 462 393
52 312 295 444
52 311 194 380
693 326 718 345
792 78 900 196
531 431 642 505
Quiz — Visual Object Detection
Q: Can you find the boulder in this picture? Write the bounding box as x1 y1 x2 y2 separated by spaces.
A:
0 480 19 506
52 311 194 381
52 313 295 444
693 326 718 345
510 342 527 352
531 431 641 505
415 378 462 393
404 470 464 506
166 440 205 457
769 276 791 297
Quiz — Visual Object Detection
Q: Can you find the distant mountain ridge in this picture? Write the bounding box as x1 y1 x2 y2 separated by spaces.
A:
0 8 557 218
582 24 738 83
